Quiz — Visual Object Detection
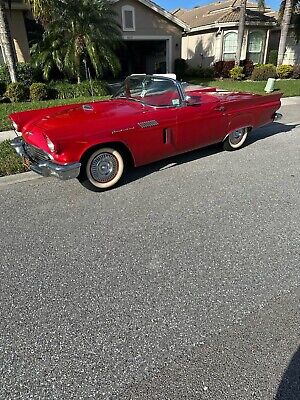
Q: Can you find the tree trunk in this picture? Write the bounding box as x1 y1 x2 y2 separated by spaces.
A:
277 0 293 66
235 0 247 65
0 0 17 82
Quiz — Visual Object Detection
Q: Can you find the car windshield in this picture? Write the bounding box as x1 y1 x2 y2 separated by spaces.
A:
113 76 182 107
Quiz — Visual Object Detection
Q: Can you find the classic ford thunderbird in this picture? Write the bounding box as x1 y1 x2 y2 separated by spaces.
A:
10 74 282 191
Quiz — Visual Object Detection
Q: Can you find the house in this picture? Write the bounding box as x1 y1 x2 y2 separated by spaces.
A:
173 0 279 67
112 0 188 75
0 0 188 75
0 1 30 65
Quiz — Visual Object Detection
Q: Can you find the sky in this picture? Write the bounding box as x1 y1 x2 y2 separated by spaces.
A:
156 0 281 12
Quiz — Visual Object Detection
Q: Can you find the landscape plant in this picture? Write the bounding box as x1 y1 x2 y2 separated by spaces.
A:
229 66 245 80
276 64 294 78
31 0 121 82
5 82 29 102
30 83 49 101
292 64 300 78
251 64 277 81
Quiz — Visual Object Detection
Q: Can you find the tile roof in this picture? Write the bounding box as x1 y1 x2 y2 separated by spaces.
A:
173 0 277 29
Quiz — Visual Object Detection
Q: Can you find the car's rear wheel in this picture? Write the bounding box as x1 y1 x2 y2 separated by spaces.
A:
223 127 248 151
78 147 125 191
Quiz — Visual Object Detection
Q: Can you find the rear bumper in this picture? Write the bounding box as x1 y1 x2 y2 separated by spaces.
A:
11 137 81 181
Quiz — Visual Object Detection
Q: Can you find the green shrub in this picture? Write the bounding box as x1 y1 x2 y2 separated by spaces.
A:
251 64 276 81
5 82 29 102
49 80 109 99
214 61 235 78
0 140 28 177
174 58 188 79
0 65 9 84
276 64 293 79
240 59 254 77
229 66 245 80
17 63 36 86
30 83 49 101
268 50 278 65
185 66 214 78
0 63 41 85
0 81 6 96
292 64 300 79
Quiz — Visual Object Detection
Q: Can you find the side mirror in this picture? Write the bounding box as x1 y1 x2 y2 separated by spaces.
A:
185 95 201 106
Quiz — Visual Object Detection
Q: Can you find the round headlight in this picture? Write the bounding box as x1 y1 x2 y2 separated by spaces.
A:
46 136 55 152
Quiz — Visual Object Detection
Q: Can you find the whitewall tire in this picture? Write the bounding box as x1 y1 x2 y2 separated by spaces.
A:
223 128 248 151
79 147 124 191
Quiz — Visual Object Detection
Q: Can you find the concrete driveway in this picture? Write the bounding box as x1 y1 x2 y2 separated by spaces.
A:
0 99 299 399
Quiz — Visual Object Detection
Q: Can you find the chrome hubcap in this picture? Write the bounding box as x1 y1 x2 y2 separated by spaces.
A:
229 129 244 145
90 152 118 183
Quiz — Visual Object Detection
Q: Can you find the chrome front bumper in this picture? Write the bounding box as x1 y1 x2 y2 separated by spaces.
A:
11 137 81 181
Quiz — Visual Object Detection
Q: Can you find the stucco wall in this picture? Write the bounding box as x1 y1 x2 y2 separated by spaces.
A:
182 27 271 67
114 0 183 71
182 31 216 67
283 34 300 64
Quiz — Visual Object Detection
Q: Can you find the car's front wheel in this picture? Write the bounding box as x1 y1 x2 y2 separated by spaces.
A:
223 127 248 151
78 147 125 191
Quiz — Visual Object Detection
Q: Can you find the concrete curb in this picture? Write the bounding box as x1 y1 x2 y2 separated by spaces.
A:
280 97 300 106
0 130 15 142
0 171 42 188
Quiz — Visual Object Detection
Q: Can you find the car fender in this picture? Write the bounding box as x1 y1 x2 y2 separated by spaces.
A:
78 136 137 166
223 113 254 140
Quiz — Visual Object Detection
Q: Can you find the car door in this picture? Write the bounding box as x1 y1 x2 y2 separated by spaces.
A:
175 97 228 152
129 106 179 166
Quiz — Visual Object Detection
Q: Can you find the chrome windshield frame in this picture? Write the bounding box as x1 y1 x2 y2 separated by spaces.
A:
113 75 186 107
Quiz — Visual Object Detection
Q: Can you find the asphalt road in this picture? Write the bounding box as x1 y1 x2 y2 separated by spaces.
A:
0 101 299 399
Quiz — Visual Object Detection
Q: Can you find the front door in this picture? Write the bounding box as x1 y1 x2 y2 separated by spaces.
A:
175 100 228 152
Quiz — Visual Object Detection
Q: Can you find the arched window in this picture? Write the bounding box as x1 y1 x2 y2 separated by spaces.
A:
122 5 135 32
223 32 237 61
247 31 264 63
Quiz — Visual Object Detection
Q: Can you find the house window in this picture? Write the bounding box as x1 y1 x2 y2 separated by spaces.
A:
122 5 135 31
223 32 237 61
247 31 264 64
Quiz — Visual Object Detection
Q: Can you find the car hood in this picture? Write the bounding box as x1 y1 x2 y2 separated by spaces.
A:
10 99 146 140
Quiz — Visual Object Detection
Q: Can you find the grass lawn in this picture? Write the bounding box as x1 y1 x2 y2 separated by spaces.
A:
0 96 105 131
186 78 300 97
0 140 28 177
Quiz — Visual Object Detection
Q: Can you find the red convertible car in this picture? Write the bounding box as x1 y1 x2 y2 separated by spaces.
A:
10 74 282 191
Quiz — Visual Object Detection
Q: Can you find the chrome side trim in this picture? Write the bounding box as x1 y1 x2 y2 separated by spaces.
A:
138 120 159 128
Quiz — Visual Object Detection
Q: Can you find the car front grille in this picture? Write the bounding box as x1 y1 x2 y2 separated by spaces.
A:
24 143 50 162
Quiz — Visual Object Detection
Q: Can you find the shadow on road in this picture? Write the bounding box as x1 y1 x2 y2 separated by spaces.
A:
122 121 298 187
246 121 299 145
275 346 300 400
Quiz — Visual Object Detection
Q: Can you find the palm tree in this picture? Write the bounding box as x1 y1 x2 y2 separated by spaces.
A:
235 0 247 65
0 0 17 82
235 0 266 65
0 0 54 83
277 0 296 65
27 0 54 23
32 0 121 82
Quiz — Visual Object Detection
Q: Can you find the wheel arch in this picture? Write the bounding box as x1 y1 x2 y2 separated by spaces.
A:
79 141 135 168
222 125 253 142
